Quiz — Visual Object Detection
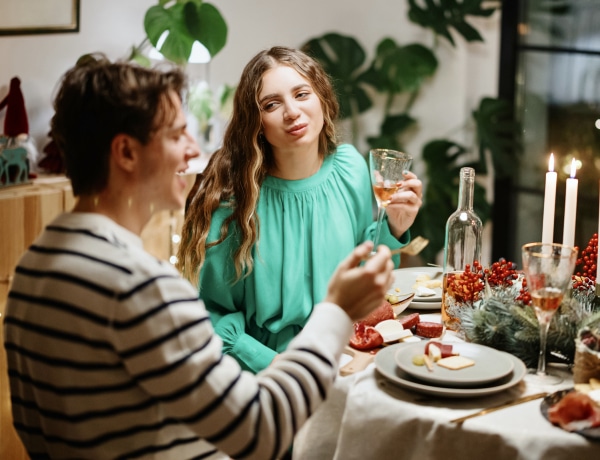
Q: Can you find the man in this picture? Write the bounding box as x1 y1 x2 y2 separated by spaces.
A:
3 56 393 459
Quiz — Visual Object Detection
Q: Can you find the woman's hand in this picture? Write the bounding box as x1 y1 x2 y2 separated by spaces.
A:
386 171 423 239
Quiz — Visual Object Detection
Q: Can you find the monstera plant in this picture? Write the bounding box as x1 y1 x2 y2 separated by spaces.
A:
129 0 228 66
302 0 519 263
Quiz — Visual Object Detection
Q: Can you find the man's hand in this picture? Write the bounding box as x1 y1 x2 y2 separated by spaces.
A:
324 242 394 322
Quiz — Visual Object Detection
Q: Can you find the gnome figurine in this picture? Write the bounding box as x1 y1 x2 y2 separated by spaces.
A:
0 77 29 138
0 77 35 185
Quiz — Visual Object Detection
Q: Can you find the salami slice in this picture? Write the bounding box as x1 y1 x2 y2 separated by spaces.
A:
415 322 444 338
398 312 420 330
359 301 394 327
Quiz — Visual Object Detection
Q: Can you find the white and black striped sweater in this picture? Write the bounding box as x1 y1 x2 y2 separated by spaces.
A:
4 212 351 459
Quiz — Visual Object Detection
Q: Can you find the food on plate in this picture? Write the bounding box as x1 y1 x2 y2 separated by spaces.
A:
415 321 444 338
360 301 394 327
574 378 600 402
398 312 420 329
349 323 383 351
412 354 426 366
436 355 475 370
548 390 600 431
412 342 471 371
413 273 442 290
424 341 456 359
374 319 413 343
415 286 436 297
427 343 442 362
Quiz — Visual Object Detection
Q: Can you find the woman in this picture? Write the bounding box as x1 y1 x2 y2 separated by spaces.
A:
178 46 422 372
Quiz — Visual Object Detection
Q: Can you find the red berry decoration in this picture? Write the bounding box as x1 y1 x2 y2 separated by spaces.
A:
573 233 597 292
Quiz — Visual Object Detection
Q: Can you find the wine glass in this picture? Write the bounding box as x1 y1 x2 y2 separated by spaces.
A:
368 149 413 248
521 242 578 385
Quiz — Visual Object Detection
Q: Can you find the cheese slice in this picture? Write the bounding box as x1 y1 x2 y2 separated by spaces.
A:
436 355 475 370
374 320 412 343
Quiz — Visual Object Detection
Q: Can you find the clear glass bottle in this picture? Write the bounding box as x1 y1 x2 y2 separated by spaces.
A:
441 167 483 331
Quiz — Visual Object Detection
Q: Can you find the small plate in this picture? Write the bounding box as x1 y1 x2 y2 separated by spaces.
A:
540 389 600 441
374 343 526 398
394 342 514 388
407 300 441 311
391 267 443 303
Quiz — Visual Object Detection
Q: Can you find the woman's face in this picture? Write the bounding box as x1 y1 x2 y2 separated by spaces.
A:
258 64 324 156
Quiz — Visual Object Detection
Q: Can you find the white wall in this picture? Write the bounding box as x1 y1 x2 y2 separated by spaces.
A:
0 0 500 172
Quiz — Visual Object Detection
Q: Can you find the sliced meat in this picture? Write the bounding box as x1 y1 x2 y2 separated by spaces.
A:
359 301 394 327
415 321 444 338
398 312 420 330
548 391 600 431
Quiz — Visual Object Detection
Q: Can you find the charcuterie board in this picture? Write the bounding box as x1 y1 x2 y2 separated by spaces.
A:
340 346 380 376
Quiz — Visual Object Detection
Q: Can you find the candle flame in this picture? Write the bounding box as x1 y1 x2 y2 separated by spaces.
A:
548 153 554 172
570 158 577 178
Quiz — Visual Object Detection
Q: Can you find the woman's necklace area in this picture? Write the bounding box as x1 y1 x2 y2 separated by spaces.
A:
270 154 323 180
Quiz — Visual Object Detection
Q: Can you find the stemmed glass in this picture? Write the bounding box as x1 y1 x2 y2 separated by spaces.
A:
521 242 578 385
368 149 413 248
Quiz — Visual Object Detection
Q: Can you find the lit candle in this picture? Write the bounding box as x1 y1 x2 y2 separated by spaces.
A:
542 153 557 245
562 159 578 248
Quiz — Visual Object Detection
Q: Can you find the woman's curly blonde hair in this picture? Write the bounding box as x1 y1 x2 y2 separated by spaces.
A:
177 46 339 285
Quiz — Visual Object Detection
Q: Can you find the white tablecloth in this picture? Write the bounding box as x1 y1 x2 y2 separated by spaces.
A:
293 327 600 459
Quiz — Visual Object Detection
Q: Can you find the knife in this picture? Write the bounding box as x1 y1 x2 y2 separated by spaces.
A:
450 392 548 424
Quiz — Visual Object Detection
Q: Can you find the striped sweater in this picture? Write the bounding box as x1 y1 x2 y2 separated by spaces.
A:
3 212 352 459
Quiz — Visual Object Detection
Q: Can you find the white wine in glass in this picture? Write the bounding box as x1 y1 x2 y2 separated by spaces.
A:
369 149 412 248
521 242 578 385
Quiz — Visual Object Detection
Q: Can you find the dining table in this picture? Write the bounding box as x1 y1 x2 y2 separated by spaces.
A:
292 310 600 460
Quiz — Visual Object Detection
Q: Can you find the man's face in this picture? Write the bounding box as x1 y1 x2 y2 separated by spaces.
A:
138 93 200 213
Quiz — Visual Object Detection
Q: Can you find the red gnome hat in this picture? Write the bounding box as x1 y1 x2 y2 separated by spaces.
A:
0 77 29 137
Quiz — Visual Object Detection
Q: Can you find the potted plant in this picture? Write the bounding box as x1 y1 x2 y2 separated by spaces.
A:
301 0 520 263
128 0 228 66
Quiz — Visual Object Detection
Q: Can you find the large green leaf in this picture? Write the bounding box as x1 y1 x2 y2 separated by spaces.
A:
472 97 521 178
360 39 438 94
144 1 227 65
302 33 372 119
367 113 416 151
185 2 227 58
407 0 497 46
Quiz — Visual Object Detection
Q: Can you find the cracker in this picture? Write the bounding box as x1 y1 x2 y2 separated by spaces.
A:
436 355 475 370
574 383 592 394
590 378 600 390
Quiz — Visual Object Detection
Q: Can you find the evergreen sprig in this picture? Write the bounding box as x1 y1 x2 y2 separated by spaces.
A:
458 286 600 368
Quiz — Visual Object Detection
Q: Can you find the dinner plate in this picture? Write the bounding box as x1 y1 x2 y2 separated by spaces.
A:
394 342 514 387
374 343 526 398
392 267 443 303
540 389 600 441
407 300 441 311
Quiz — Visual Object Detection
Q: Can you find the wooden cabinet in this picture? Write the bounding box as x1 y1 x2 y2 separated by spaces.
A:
0 175 194 459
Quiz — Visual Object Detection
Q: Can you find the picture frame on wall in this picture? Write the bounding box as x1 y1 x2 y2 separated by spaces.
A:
0 0 80 36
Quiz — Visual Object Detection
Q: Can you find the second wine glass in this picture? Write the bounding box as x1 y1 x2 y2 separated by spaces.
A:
369 149 413 248
521 242 578 385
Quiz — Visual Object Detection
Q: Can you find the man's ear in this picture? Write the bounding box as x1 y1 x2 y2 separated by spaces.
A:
111 134 139 173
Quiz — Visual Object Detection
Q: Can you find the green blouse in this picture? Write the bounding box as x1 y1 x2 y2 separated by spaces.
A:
199 144 409 372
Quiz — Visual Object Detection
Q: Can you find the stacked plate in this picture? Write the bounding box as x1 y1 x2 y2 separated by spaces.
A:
374 342 527 398
391 267 443 310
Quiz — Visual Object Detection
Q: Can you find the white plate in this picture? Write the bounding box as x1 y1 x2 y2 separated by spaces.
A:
392 267 443 304
374 343 526 398
394 342 514 387
407 300 441 311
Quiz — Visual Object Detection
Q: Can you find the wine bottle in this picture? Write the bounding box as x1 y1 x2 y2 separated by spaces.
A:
441 167 483 331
